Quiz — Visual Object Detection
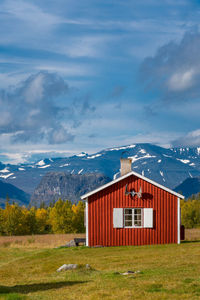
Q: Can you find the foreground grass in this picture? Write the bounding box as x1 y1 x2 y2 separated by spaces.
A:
0 239 200 300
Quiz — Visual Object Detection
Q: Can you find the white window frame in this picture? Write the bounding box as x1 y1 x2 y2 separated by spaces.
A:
124 208 143 228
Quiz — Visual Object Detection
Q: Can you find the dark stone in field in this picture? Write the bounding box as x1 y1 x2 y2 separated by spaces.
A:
65 239 76 247
60 238 86 248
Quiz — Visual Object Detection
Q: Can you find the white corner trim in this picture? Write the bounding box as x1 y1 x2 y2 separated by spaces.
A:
81 171 185 200
85 198 89 246
177 197 180 244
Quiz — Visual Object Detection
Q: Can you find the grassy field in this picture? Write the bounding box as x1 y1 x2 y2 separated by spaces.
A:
0 234 86 249
0 230 199 300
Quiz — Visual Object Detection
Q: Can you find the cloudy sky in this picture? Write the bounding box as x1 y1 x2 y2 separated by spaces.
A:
1 0 200 163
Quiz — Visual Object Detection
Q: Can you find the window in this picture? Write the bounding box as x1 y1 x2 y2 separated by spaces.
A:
124 208 142 228
113 208 153 229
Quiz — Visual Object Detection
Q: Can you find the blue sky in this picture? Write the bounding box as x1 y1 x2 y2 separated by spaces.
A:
1 0 200 163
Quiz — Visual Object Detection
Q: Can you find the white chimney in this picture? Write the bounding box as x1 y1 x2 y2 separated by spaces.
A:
120 158 132 176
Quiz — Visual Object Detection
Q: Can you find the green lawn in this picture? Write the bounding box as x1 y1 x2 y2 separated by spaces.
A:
0 242 200 300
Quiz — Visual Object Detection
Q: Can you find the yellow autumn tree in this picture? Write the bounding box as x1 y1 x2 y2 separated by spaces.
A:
72 201 85 233
3 202 26 235
0 198 86 235
181 199 200 228
49 199 73 233
0 207 4 235
35 208 49 233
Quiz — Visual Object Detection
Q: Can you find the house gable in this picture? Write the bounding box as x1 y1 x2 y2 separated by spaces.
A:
81 171 184 200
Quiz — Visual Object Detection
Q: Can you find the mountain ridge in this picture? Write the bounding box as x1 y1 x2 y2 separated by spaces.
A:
1 143 200 202
0 180 30 207
175 177 200 198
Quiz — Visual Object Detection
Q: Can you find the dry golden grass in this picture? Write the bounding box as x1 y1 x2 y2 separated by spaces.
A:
0 228 199 249
0 229 199 250
0 233 86 249
185 228 200 241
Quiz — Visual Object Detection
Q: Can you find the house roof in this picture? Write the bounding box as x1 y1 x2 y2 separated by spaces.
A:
81 170 185 200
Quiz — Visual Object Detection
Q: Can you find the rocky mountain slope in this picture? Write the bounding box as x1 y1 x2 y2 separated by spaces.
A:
1 143 200 203
31 172 110 205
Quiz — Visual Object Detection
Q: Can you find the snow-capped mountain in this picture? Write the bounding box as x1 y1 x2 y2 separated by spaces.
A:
1 143 200 197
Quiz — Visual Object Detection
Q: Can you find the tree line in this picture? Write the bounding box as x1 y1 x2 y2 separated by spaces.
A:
0 198 85 236
0 196 199 236
181 196 200 229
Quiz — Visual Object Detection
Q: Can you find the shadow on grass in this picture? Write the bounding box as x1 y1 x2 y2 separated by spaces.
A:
181 240 200 243
0 280 87 294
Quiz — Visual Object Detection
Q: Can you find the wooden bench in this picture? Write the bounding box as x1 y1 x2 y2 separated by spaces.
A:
74 238 86 246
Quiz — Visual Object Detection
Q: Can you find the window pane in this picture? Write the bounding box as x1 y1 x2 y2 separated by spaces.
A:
133 208 142 227
135 208 141 214
125 208 132 215
125 221 132 227
134 220 141 226
125 215 132 221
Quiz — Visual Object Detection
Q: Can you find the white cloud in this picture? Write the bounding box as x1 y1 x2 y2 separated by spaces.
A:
172 129 200 147
140 31 200 103
0 72 31 89
0 72 72 143
23 72 44 103
0 144 91 164
34 63 93 76
59 35 112 58
2 0 62 29
168 69 196 91
0 71 97 148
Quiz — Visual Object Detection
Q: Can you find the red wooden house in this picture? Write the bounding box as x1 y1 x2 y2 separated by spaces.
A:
81 158 184 247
